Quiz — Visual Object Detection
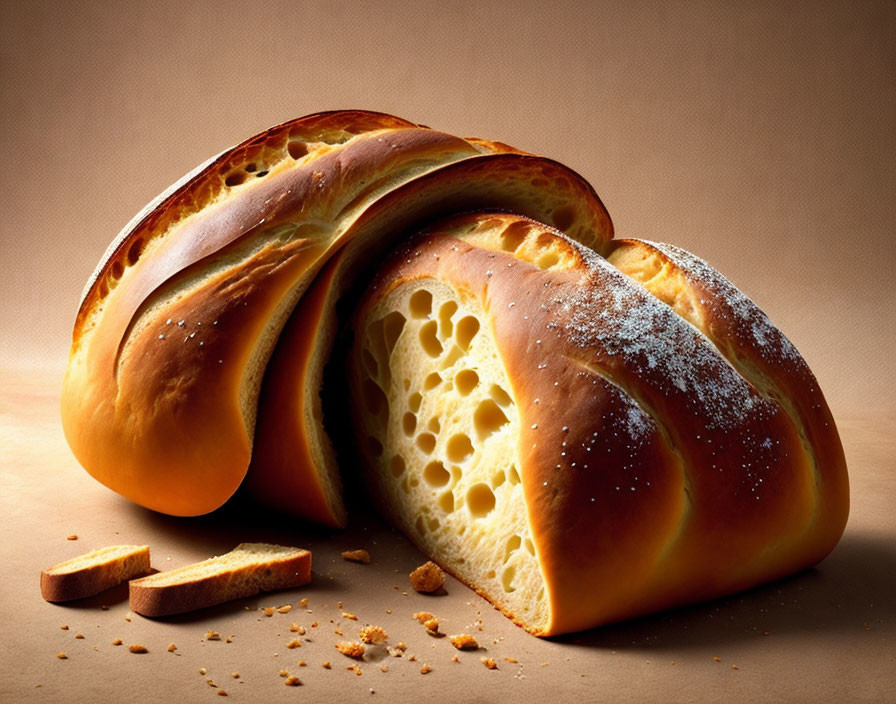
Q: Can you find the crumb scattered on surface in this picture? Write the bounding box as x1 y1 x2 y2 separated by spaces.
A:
279 669 288 677
231 672 239 678
449 634 478 650
732 665 739 670
322 661 331 669
359 625 388 645
394 642 407 652
56 652 67 659
206 680 217 688
168 643 177 652
60 625 69 631
337 601 343 609
336 641 365 659
66 535 78 541
420 664 432 674
225 636 233 643
300 598 309 608
409 561 445 593
263 608 276 617
217 691 228 697
129 645 148 654
298 660 306 667
452 655 459 663
347 664 363 676
342 612 358 621
342 549 371 564
481 657 497 670
408 655 417 662
284 675 302 686
277 605 292 614
380 664 389 672
311 622 318 628
200 668 208 675
289 624 306 634
75 634 84 639
714 657 721 662
286 639 302 649
505 656 518 663
206 630 221 641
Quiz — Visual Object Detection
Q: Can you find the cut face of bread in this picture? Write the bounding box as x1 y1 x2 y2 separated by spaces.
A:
357 278 547 630
350 213 848 636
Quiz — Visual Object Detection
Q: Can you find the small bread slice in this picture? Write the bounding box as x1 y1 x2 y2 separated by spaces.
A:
41 545 151 602
129 543 311 617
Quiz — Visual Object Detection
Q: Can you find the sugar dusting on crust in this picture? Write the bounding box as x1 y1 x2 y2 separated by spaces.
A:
646 241 808 373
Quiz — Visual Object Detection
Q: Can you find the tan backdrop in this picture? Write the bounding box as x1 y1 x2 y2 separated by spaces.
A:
1 1 893 702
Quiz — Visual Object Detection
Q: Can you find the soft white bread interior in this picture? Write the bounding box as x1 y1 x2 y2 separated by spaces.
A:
41 545 151 602
348 213 848 635
129 543 311 617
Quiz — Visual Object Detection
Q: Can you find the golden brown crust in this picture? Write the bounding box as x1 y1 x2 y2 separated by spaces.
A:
40 545 151 603
349 213 848 635
62 110 612 519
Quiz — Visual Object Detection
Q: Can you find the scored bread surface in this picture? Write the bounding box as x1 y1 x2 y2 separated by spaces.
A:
349 213 848 635
61 110 611 520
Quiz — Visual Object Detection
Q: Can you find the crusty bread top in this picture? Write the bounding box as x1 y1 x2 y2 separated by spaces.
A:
42 545 149 575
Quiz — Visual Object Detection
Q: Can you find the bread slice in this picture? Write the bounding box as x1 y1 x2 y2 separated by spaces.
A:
348 213 848 635
41 545 151 602
129 543 311 617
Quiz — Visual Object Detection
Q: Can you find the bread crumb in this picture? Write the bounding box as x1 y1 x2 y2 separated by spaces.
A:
413 611 435 624
67 535 78 541
481 657 497 670
347 665 363 676
298 660 306 667
337 601 343 609
504 656 518 663
452 655 459 663
449 634 478 650
279 669 289 677
225 636 233 643
284 675 302 686
714 657 721 662
231 672 239 678
385 609 392 615
359 625 388 645
322 661 331 669
200 668 208 675
101 605 109 611
217 691 228 697
263 607 276 617
75 634 84 639
206 630 221 641
408 654 417 662
206 680 217 688
334 628 343 636
342 612 358 621
277 605 293 614
56 652 67 659
342 549 371 563
311 621 319 628
289 624 306 634
336 641 365 659
380 664 389 673
129 645 148 654
286 639 302 649
732 665 739 670
300 598 309 608
112 639 122 646
60 625 69 630
409 561 445 593
168 643 177 652
420 664 432 674
124 615 131 622
394 641 407 652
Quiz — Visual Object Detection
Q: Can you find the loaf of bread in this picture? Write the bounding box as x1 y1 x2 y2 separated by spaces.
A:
62 111 847 633
129 543 311 617
347 213 849 634
61 110 610 522
41 545 151 602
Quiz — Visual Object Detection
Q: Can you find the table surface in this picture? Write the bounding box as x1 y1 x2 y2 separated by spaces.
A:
1 1 894 701
0 367 893 703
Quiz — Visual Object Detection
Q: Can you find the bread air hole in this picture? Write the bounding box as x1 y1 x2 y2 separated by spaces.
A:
287 141 309 160
224 171 246 187
427 416 441 433
438 301 458 339
409 289 432 318
419 321 442 357
423 372 442 390
402 412 416 436
474 399 509 441
416 433 436 454
424 461 450 488
408 392 422 413
466 483 495 518
446 433 474 463
455 369 479 396
438 491 455 513
390 455 406 477
455 316 480 350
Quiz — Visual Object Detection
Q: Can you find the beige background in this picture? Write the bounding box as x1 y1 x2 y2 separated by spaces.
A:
1 1 894 702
